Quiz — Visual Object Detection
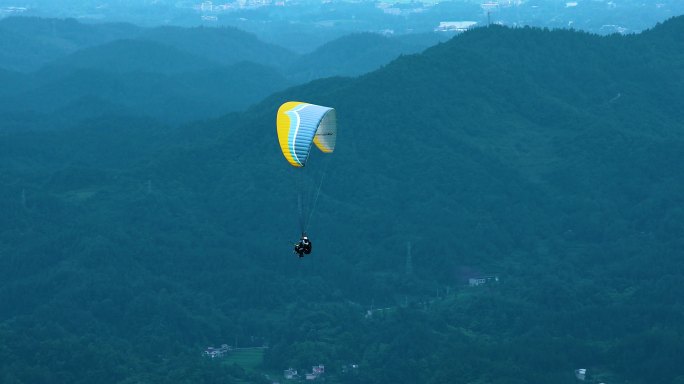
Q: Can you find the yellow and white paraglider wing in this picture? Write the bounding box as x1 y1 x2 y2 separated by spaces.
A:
277 101 336 167
313 109 336 153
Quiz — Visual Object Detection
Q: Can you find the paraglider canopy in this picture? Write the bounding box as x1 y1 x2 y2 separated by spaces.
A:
277 101 337 167
277 101 337 251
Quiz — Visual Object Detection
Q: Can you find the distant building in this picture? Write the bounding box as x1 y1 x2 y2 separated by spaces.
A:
435 21 477 32
300 364 325 380
284 368 298 380
575 368 586 381
201 1 213 12
481 2 499 11
600 24 628 34
204 344 232 358
468 275 499 287
383 8 401 15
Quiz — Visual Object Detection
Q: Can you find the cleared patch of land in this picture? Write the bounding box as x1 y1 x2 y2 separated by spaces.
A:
223 348 265 370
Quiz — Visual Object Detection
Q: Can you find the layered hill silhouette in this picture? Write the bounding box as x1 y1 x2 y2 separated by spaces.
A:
1 17 683 384
0 17 141 72
138 25 299 68
287 32 450 82
0 17 448 126
0 39 292 124
40 39 220 75
6 63 288 123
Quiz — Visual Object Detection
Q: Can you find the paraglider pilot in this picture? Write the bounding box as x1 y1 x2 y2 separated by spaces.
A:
294 234 312 257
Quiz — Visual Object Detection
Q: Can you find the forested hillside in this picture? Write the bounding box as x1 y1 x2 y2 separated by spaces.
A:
1 17 683 384
287 32 449 82
0 17 141 72
138 25 299 68
0 17 445 125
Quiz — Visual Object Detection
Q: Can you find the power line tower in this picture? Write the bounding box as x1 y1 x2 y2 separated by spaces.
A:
405 241 413 275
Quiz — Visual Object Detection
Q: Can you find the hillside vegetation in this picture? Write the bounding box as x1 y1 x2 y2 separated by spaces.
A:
0 18 445 125
1 17 683 384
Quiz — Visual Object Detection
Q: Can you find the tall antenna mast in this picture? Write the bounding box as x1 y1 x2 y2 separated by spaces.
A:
405 241 413 275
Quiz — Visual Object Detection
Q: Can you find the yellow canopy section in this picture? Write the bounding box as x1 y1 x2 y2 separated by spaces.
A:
277 101 336 167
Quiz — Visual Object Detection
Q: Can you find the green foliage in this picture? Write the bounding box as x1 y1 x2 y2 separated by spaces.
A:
0 18 443 126
287 32 447 83
1 16 684 384
138 25 298 68
0 17 141 72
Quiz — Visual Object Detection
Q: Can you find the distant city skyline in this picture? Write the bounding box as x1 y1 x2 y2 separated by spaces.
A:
1 0 683 46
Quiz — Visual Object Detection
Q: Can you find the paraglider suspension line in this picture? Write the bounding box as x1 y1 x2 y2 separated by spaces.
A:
304 156 331 233
297 170 305 234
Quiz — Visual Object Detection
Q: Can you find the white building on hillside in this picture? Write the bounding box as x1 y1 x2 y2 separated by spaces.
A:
435 21 477 32
284 368 298 380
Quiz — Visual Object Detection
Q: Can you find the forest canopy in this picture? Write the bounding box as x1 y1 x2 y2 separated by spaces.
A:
1 16 684 384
